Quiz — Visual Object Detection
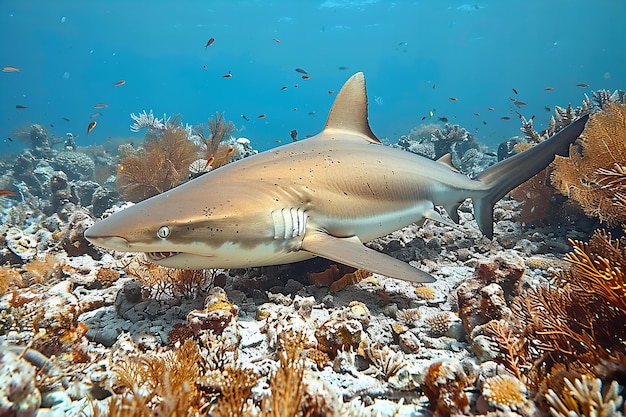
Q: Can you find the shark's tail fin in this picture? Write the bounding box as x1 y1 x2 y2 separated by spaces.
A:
473 114 589 238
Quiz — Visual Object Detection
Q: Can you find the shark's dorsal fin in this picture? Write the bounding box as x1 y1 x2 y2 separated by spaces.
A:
323 72 381 144
436 153 460 173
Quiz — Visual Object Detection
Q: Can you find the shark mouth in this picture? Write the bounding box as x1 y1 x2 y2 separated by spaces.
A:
147 251 181 261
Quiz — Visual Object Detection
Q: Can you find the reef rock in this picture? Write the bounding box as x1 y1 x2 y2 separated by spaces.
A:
0 349 42 416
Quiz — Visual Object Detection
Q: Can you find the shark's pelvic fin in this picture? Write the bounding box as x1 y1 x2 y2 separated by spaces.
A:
323 72 381 144
301 230 436 283
473 114 589 238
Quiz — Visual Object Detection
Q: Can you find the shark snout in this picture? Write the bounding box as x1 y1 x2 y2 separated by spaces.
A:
84 230 130 251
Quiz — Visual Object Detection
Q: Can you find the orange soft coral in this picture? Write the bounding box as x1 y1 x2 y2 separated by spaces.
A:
551 102 626 225
116 125 200 202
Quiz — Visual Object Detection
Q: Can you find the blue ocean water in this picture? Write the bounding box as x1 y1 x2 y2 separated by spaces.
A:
1 0 624 154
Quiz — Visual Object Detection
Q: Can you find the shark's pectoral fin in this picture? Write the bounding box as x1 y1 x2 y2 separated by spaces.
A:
301 231 436 283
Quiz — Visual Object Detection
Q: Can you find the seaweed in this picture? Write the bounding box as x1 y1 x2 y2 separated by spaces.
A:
116 125 200 202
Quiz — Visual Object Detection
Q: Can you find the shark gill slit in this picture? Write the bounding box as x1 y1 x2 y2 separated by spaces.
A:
272 208 307 240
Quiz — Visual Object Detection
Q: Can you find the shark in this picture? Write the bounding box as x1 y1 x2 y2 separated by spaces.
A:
84 72 588 283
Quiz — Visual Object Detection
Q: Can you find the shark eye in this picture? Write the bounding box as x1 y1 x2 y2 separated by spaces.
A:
157 226 170 239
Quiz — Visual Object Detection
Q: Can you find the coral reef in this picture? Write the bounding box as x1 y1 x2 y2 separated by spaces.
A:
129 110 166 133
430 123 475 160
0 348 42 416
551 102 626 225
545 375 623 417
116 124 201 202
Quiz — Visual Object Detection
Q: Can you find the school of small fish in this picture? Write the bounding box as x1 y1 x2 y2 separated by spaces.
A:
2 34 593 147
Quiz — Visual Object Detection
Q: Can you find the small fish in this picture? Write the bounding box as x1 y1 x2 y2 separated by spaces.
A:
222 71 232 78
501 116 511 120
94 103 108 108
7 137 13 142
87 120 97 135
203 65 207 70
274 140 281 144
473 112 480 117
308 112 315 116
0 190 18 197
2 66 20 73
205 37 215 48
295 68 308 74
448 97 458 101
338 66 348 70
432 84 436 89
272 38 281 43
301 75 311 80
328 90 334 95
438 117 448 123
112 79 126 87
482 121 487 125
576 83 589 88
421 116 427 121
487 107 495 111
294 83 299 88
290 129 298 141
203 156 216 170
62 117 70 122
281 86 287 91
293 107 297 112
544 87 554 91
485 152 497 157
90 112 103 119
513 100 527 108
512 88 519 95
15 104 28 109
544 106 551 112
429 111 434 117
241 114 249 121
257 114 266 119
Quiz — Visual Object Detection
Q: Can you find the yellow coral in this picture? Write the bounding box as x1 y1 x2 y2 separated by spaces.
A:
564 230 626 315
551 102 626 225
414 286 436 300
482 373 527 411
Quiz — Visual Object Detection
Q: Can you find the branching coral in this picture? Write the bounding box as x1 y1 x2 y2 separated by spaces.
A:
511 230 626 377
430 123 473 159
116 125 200 202
192 112 237 173
482 320 529 382
551 102 626 225
562 230 626 315
261 330 306 417
106 339 204 416
124 257 214 299
545 375 624 417
129 110 165 133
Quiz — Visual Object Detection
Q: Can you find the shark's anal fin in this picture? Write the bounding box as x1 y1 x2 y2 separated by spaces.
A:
301 231 436 283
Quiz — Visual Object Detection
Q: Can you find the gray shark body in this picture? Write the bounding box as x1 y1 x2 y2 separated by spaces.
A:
85 72 588 283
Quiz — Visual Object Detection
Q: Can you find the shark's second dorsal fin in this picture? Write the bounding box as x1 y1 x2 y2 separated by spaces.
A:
436 153 460 173
323 72 381 144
